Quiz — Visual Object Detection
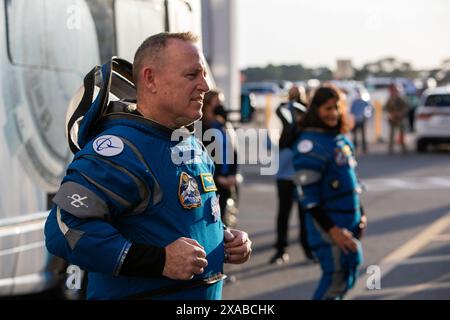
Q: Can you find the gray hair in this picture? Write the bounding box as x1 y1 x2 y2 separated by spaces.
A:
132 32 199 87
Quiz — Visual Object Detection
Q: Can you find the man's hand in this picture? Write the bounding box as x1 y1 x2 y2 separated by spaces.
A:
162 237 208 280
224 229 252 264
356 215 368 239
328 226 358 255
217 176 237 189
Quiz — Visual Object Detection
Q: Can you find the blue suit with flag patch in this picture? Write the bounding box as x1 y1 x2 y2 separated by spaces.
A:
44 113 224 299
292 129 363 300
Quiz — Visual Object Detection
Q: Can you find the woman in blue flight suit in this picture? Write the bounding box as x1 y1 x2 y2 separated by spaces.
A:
292 86 367 300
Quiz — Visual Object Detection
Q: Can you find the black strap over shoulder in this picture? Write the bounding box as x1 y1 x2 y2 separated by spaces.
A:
67 66 98 154
66 57 135 154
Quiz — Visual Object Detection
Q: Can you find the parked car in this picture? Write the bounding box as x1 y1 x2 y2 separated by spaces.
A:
272 80 294 92
415 86 450 152
241 81 282 95
241 81 285 110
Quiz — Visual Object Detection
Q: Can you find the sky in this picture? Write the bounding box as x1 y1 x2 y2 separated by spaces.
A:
236 0 450 70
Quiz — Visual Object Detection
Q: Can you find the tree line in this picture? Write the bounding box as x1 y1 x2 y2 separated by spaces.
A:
241 57 450 85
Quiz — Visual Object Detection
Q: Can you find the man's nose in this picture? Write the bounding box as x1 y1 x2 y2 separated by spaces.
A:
199 75 210 93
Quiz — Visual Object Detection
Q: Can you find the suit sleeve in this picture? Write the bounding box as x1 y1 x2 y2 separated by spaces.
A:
44 146 158 276
292 139 336 231
292 140 328 209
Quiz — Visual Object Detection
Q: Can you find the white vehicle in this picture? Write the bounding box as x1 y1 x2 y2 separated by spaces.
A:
415 86 450 152
0 0 213 297
241 81 285 110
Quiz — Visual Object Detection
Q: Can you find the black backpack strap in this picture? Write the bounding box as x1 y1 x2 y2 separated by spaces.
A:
67 66 98 154
67 58 133 154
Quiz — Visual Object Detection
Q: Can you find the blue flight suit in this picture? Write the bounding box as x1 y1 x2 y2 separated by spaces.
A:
292 129 363 300
44 114 224 299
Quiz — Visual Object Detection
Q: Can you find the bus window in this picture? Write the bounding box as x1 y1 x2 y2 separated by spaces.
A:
114 0 165 62
6 0 100 73
85 0 116 63
6 0 46 67
166 0 202 38
45 0 101 72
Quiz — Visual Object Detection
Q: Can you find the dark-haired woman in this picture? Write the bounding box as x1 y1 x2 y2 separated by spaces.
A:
201 90 239 228
292 86 367 300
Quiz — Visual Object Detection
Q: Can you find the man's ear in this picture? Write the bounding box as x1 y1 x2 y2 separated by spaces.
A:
142 66 157 93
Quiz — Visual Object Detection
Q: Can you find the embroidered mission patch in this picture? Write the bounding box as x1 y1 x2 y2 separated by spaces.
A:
178 172 202 209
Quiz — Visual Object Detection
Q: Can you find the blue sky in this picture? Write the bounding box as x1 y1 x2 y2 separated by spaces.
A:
237 0 450 70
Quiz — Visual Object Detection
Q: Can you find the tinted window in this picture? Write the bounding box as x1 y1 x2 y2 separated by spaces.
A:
372 84 391 90
6 0 46 67
246 87 274 94
7 0 100 70
242 83 279 94
425 94 450 107
114 0 165 62
86 0 116 63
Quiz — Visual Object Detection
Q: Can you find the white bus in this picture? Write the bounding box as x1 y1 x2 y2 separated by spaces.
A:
0 0 207 297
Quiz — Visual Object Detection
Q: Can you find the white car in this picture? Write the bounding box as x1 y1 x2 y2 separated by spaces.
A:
415 86 450 152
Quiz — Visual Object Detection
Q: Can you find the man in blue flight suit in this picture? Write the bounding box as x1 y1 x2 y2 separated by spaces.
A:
292 86 367 300
44 32 252 300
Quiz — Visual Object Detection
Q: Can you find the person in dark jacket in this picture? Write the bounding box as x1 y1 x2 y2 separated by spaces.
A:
270 85 314 265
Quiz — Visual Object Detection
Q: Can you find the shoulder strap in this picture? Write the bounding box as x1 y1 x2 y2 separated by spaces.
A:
67 66 99 153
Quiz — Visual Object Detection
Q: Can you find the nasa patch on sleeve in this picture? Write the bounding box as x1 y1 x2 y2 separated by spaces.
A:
297 139 313 153
92 135 124 157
